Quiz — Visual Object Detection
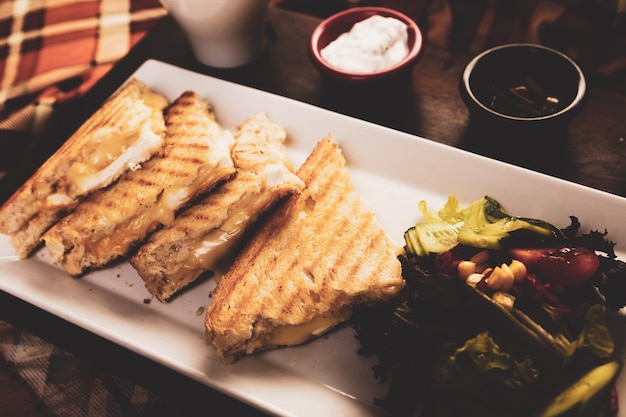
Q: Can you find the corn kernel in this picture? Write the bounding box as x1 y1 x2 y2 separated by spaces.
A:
457 261 476 280
509 259 527 281
486 265 514 291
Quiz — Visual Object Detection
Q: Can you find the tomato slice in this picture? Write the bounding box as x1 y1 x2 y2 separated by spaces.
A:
508 246 600 288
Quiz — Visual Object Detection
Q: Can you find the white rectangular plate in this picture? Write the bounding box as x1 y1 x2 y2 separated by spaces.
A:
2 59 626 417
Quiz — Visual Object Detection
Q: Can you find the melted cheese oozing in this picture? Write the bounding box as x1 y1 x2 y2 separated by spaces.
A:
155 186 191 226
142 89 169 110
64 87 169 197
67 127 125 177
184 185 277 279
168 164 301 280
269 311 350 346
191 208 250 273
66 124 162 196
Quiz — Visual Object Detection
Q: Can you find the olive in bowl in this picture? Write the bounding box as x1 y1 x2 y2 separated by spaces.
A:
308 7 423 96
460 43 586 130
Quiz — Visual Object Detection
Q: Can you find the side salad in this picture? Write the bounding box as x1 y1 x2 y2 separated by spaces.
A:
352 195 626 417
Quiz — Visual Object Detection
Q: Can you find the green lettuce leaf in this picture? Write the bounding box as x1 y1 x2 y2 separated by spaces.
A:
567 304 614 359
451 331 539 390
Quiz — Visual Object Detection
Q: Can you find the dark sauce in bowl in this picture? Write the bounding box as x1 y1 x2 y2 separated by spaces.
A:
487 75 564 118
462 44 585 121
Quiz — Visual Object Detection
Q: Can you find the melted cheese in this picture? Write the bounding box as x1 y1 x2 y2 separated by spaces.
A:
68 127 135 179
169 188 275 281
75 130 234 260
191 208 250 274
269 311 350 346
66 123 163 196
155 186 191 225
141 89 169 110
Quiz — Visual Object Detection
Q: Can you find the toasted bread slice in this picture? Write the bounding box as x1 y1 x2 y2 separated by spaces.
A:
205 135 404 364
0 78 168 258
131 112 304 302
42 91 236 276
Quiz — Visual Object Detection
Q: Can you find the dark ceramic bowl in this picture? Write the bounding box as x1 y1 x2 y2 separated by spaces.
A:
460 43 586 129
308 7 423 87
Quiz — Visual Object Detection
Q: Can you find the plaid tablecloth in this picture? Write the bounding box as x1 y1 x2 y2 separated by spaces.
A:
0 0 166 134
0 321 164 417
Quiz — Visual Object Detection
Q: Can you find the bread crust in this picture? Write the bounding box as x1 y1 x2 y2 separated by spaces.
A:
42 91 236 276
0 78 168 258
205 135 404 363
131 112 304 302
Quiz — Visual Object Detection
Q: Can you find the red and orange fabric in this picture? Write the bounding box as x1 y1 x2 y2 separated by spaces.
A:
0 0 166 134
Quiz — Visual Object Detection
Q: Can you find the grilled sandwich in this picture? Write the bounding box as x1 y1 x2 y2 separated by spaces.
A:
42 91 236 276
0 78 168 258
131 112 305 302
205 135 405 364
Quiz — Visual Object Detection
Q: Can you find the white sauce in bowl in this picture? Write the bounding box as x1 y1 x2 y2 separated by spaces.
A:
320 15 409 74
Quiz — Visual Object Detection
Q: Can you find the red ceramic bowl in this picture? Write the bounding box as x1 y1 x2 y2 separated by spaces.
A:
308 7 423 84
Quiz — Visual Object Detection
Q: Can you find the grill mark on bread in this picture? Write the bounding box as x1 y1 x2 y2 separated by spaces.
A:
0 79 168 257
133 113 305 302
42 91 236 275
266 252 301 321
214 142 346 319
294 198 367 314
129 177 156 188
169 141 213 151
210 202 295 327
97 99 130 129
277 169 350 318
205 135 404 363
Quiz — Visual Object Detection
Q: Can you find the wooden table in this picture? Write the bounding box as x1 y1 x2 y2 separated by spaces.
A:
6 7 625 200
1 6 625 417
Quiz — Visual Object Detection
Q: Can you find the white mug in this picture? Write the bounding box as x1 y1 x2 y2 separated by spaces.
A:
160 0 268 68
